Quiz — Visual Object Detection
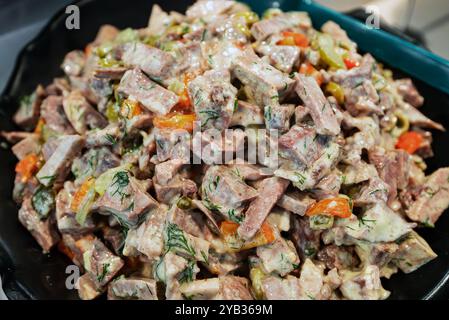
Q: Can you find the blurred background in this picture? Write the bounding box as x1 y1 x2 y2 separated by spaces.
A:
1 0 449 93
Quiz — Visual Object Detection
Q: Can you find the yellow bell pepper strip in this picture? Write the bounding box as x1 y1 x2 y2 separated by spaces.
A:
306 197 352 218
153 112 196 132
325 82 345 104
277 31 309 48
235 11 259 25
317 33 346 69
299 62 323 86
34 118 45 135
395 131 423 154
120 99 144 119
220 220 276 251
15 153 41 183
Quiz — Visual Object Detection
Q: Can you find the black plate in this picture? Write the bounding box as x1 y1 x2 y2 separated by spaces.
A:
1 0 449 300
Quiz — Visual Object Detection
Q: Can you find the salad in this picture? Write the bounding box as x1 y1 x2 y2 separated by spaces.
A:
2 0 448 300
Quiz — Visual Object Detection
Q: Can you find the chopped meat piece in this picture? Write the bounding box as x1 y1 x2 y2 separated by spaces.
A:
256 44 300 73
202 40 254 70
61 50 85 77
354 177 389 206
257 237 299 276
40 95 75 135
179 278 220 300
11 134 41 160
122 42 175 80
108 277 158 300
13 85 46 130
333 54 375 89
71 147 120 186
94 174 158 228
218 276 253 300
0 131 34 144
294 74 340 136
250 12 311 40
395 78 424 108
188 69 237 131
93 66 127 80
230 100 264 127
276 192 315 216
340 266 390 300
344 202 416 243
227 162 274 181
63 90 107 134
405 167 449 224
342 161 378 185
18 197 60 253
36 135 85 187
345 80 382 116
262 275 301 300
118 68 178 115
154 128 191 162
290 215 321 260
186 0 235 20
201 165 258 221
392 231 437 273
123 206 167 259
317 244 359 270
77 273 102 300
278 125 324 167
154 159 185 185
154 175 197 204
322 21 356 51
238 177 289 240
264 104 295 133
232 55 294 107
75 236 124 287
85 123 122 148
92 24 119 45
312 171 342 199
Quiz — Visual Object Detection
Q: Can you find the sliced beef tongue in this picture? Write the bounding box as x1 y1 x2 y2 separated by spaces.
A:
230 100 264 127
256 237 300 276
250 12 311 41
354 177 390 206
123 205 167 259
11 134 41 160
278 125 324 168
13 85 46 130
395 78 424 108
154 127 191 162
237 177 289 240
332 53 375 89
118 68 178 115
368 147 410 206
154 159 185 186
36 135 85 187
344 79 382 116
18 197 60 253
201 165 258 222
399 102 445 131
85 122 122 148
186 0 235 21
232 54 294 107
63 90 107 134
255 44 300 74
188 69 237 131
294 74 340 136
276 192 315 216
93 172 158 228
122 42 175 81
108 277 158 300
61 50 86 77
40 95 76 135
264 104 295 133
75 235 124 288
405 167 449 225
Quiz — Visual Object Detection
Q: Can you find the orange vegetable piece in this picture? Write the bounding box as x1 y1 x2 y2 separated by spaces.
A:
15 153 40 183
34 118 45 135
395 131 423 154
71 178 95 212
220 220 276 250
153 112 196 132
306 197 352 218
278 31 309 48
